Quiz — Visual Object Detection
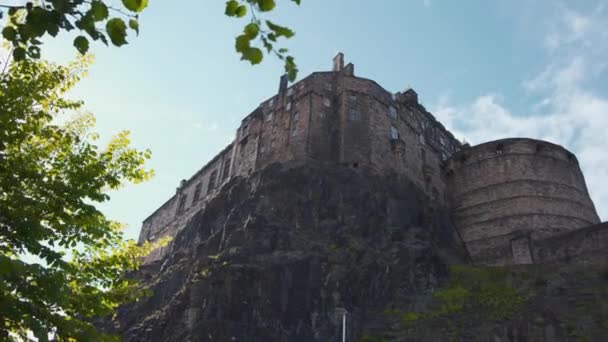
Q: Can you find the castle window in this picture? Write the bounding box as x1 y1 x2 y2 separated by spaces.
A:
222 158 231 180
323 98 331 107
349 95 357 102
177 194 187 215
293 111 299 122
265 111 274 122
193 183 202 202
390 125 400 140
260 144 266 153
287 87 294 96
324 83 332 91
207 170 218 192
349 110 360 121
389 106 397 119
285 101 292 111
496 143 504 154
418 133 425 145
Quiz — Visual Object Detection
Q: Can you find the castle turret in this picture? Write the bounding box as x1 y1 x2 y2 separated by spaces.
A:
445 138 600 265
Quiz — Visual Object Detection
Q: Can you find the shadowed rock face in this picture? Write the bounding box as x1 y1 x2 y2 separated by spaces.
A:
106 162 467 341
105 162 608 341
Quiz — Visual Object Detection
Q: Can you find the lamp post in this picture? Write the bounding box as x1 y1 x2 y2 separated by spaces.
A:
334 307 348 342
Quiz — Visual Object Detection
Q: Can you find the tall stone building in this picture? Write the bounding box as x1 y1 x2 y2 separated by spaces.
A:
138 54 605 265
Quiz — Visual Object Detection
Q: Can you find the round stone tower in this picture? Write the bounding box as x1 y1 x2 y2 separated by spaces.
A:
444 138 600 264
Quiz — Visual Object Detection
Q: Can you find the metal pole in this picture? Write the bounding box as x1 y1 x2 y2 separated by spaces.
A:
342 313 346 342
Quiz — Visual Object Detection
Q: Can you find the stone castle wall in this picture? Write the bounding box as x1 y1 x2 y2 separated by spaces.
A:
445 138 601 264
137 54 605 266
137 55 462 261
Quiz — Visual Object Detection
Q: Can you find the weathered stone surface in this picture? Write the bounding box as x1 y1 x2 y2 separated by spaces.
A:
105 162 608 341
107 162 467 341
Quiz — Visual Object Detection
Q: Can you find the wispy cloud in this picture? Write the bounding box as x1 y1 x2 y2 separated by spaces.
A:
432 2 608 219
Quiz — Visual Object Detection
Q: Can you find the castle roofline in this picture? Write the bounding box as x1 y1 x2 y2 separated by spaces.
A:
451 137 576 159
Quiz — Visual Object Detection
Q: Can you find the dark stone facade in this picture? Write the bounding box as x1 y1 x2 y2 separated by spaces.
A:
138 54 606 266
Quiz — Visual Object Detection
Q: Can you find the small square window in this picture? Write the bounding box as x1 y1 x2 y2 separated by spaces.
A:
323 98 331 107
390 125 399 140
349 95 357 102
325 83 332 91
389 106 397 119
418 134 425 145
286 102 292 111
349 110 360 121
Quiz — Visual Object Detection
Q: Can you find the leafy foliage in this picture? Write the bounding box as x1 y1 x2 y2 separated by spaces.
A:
226 0 301 81
1 0 301 80
0 0 145 61
0 57 167 340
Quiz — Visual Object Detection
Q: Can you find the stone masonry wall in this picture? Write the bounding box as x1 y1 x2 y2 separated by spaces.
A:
137 54 604 267
138 56 463 257
445 138 601 264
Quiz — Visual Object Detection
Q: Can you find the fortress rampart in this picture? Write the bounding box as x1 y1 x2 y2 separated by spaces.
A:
445 138 601 264
138 54 606 266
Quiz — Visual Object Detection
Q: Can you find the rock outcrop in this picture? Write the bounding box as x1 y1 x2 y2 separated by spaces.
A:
106 162 608 341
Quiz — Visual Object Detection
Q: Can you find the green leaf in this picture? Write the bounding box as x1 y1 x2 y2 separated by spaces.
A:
90 1 109 21
74 36 89 54
121 0 148 13
236 5 247 17
13 47 26 61
244 23 259 39
51 0 71 13
242 47 263 65
225 0 239 16
106 18 128 46
266 20 294 38
291 0 301 4
235 34 250 53
129 19 139 35
257 0 276 12
2 26 17 41
27 45 41 58
285 55 298 81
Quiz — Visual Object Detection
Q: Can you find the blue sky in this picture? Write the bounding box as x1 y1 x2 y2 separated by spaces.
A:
7 0 606 240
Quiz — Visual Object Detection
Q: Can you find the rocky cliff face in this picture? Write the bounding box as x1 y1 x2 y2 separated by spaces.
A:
106 162 608 341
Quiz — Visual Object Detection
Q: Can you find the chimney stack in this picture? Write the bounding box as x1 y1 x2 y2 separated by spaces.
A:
333 52 344 72
278 74 288 95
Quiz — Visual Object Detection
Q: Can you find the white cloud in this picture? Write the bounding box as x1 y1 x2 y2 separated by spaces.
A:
432 3 608 220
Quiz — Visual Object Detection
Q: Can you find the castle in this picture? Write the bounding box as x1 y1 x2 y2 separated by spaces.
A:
138 53 607 266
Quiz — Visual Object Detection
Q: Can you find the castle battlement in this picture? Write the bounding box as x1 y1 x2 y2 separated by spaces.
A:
138 54 604 266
